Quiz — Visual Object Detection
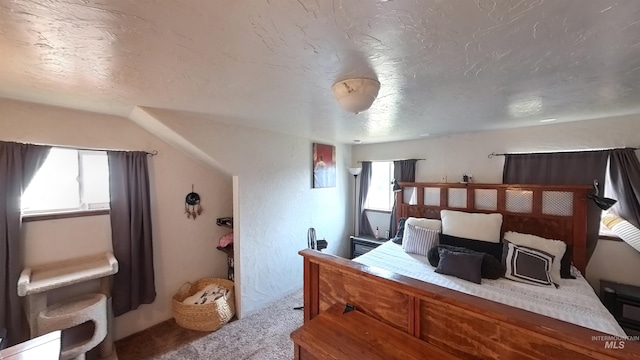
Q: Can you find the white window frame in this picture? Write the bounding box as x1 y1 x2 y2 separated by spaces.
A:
77 150 111 211
364 161 394 212
21 148 110 217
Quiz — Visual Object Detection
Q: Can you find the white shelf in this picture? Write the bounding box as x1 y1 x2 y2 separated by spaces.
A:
18 252 118 297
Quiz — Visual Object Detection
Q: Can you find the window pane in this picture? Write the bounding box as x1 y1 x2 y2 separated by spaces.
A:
22 148 80 211
80 151 110 205
366 162 392 211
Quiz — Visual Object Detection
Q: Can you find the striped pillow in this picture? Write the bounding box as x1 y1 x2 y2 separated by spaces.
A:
402 223 439 256
502 240 556 288
602 214 640 253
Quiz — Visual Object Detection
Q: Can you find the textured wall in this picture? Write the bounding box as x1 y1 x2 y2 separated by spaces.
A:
0 98 233 340
138 108 352 317
352 114 640 289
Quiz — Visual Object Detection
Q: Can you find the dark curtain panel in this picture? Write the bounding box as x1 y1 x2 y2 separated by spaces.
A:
389 160 418 238
0 141 51 346
108 151 156 317
607 148 640 229
502 150 611 261
359 161 374 236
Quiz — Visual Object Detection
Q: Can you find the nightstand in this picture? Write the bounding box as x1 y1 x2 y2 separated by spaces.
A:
601 280 640 335
350 235 387 259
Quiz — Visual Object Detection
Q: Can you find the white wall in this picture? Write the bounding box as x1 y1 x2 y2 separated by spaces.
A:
352 115 640 290
1 98 233 339
365 211 391 238
22 216 112 265
135 108 352 317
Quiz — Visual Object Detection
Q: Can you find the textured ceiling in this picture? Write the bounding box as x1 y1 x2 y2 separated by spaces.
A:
1 0 640 144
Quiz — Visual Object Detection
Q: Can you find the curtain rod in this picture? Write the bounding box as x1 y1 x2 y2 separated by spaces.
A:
49 144 158 157
488 147 640 159
357 158 425 163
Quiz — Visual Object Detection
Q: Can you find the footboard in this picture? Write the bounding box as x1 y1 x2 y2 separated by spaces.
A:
301 249 640 359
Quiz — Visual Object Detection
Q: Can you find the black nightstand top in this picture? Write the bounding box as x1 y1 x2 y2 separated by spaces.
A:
601 280 640 301
350 235 387 245
349 235 388 259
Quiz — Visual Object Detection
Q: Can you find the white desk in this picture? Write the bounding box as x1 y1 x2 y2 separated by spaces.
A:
0 331 60 360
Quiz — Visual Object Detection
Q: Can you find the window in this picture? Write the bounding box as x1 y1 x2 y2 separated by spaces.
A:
365 161 394 211
599 160 617 238
21 148 110 215
600 212 618 238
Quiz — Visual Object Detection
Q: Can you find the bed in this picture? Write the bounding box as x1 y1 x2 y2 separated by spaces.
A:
300 182 640 359
355 241 625 336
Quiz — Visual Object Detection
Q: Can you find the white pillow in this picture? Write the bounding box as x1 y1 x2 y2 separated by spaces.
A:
402 223 440 256
440 210 503 243
402 217 442 240
405 217 442 231
503 231 566 284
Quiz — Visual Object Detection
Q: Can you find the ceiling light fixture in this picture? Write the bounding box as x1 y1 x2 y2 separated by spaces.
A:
332 78 380 114
539 118 557 123
508 96 543 118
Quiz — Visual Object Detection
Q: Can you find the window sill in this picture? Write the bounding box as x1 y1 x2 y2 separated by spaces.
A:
599 234 622 242
22 209 110 222
364 209 392 214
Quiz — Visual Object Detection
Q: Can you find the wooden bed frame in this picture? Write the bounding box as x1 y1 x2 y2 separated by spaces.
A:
300 182 640 359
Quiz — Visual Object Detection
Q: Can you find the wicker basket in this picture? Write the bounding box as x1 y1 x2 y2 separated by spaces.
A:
172 278 235 331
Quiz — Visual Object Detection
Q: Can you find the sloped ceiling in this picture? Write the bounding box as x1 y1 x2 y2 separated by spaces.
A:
1 0 640 144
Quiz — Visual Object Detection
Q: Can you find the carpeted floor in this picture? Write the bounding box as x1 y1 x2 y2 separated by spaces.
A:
116 289 303 360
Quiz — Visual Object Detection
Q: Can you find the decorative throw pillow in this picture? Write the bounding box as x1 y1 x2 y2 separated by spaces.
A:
435 248 483 284
392 218 407 244
503 231 566 284
440 210 503 243
427 244 505 279
402 223 439 256
404 217 443 231
439 233 503 261
398 217 441 245
502 240 556 288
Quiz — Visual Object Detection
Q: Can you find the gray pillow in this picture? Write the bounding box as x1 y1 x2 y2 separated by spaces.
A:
427 244 505 279
434 248 483 284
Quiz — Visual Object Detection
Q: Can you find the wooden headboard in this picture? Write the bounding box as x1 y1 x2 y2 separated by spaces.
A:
395 182 592 273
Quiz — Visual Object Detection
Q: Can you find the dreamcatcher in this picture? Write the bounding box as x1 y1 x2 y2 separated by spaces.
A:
185 185 203 219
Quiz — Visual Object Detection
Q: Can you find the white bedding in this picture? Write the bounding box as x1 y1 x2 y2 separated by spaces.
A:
354 241 626 337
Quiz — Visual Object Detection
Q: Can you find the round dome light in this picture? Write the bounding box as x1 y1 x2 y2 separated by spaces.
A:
331 78 380 114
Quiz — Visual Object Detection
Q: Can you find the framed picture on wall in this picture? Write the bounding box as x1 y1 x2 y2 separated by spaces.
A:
312 143 336 188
